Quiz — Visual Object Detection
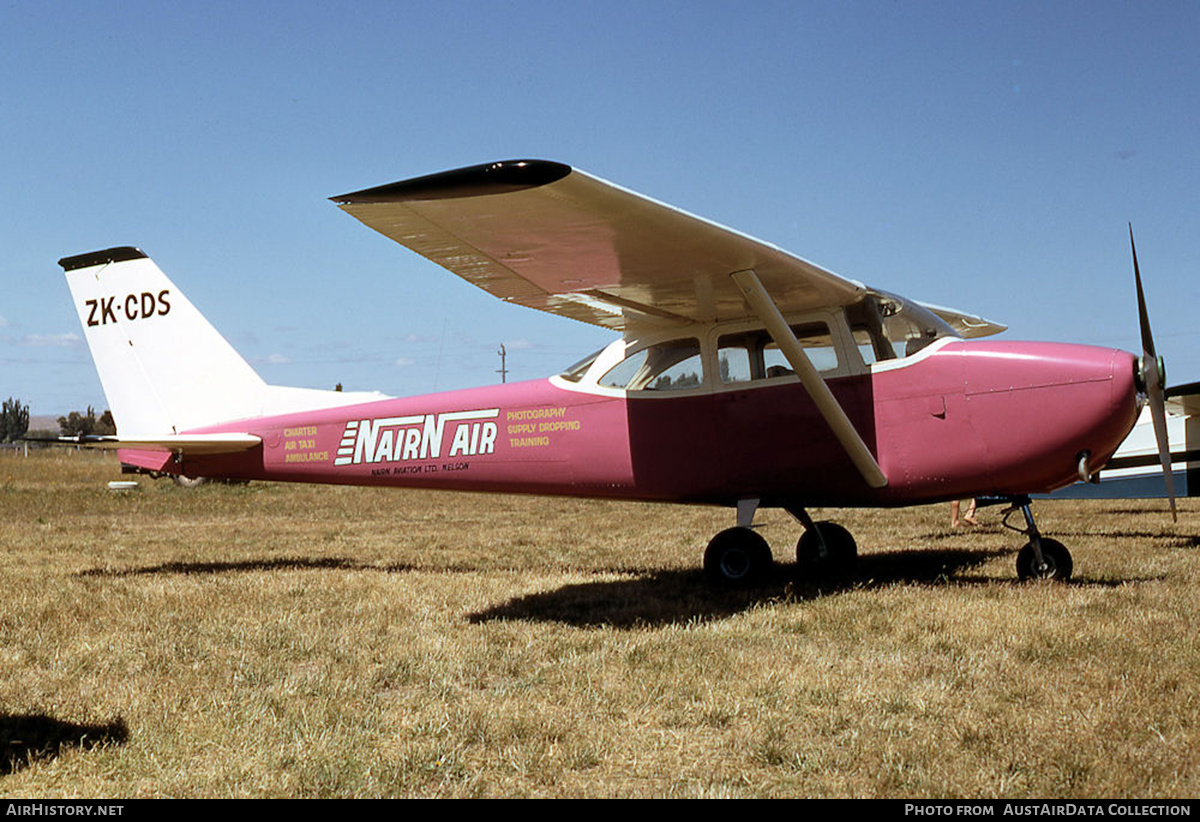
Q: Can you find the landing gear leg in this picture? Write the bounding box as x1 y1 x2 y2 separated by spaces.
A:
1000 495 1073 581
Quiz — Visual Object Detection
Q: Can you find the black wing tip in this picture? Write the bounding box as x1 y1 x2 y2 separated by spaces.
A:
1166 381 1200 399
59 246 147 272
330 159 573 204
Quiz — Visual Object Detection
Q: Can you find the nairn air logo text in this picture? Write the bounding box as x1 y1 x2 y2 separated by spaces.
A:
334 409 499 467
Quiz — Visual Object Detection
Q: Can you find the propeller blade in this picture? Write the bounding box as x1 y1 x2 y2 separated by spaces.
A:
1131 224 1157 361
1131 225 1177 521
1148 386 1177 521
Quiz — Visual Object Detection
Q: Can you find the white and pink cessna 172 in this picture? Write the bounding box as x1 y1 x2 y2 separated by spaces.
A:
57 160 1176 585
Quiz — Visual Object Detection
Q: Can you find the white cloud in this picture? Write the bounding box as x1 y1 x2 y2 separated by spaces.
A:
394 357 415 367
21 332 81 348
265 353 292 365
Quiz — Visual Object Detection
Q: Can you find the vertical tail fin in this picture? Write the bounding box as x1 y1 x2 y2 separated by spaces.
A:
60 248 268 434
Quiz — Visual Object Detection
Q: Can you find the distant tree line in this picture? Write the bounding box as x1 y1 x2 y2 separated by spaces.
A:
0 397 118 442
58 406 116 437
1 397 30 442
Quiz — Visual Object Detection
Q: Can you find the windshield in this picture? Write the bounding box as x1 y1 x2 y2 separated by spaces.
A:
558 347 606 382
863 290 959 358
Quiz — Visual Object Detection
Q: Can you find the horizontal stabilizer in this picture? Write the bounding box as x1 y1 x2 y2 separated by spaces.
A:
33 432 262 455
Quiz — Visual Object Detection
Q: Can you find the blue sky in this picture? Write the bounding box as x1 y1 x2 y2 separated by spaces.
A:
4 1 1199 417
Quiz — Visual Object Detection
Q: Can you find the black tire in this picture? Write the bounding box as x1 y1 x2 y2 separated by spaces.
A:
704 527 773 586
1016 538 1072 581
796 521 857 579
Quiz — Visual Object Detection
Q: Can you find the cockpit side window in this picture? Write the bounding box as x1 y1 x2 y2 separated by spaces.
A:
717 322 838 384
598 338 704 391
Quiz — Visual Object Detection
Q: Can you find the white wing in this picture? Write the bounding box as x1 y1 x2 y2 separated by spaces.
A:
333 160 1002 337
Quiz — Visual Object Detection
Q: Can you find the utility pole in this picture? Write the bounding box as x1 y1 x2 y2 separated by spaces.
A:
496 344 508 383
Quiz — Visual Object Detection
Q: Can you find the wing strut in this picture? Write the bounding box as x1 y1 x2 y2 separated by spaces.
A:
730 269 888 489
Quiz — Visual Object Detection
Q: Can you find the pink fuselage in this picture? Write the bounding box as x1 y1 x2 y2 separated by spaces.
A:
121 340 1141 508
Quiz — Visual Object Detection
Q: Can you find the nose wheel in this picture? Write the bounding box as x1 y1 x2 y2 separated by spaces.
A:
998 496 1073 582
1015 538 1073 580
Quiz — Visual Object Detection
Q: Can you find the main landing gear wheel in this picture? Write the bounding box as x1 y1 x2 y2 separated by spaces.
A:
704 527 773 586
795 521 857 579
1015 539 1073 582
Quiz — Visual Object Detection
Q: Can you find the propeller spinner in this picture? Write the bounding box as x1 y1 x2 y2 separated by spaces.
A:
1130 224 1177 521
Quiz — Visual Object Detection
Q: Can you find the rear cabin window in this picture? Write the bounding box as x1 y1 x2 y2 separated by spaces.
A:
717 322 839 384
598 338 704 391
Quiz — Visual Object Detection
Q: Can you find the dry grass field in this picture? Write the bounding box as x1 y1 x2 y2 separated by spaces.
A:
1 448 1197 798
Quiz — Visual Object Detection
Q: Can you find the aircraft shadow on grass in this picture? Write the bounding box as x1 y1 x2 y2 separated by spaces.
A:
467 546 1019 628
73 529 1186 628
76 557 419 577
470 540 1182 628
0 713 128 776
74 547 1000 587
1051 529 1200 548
